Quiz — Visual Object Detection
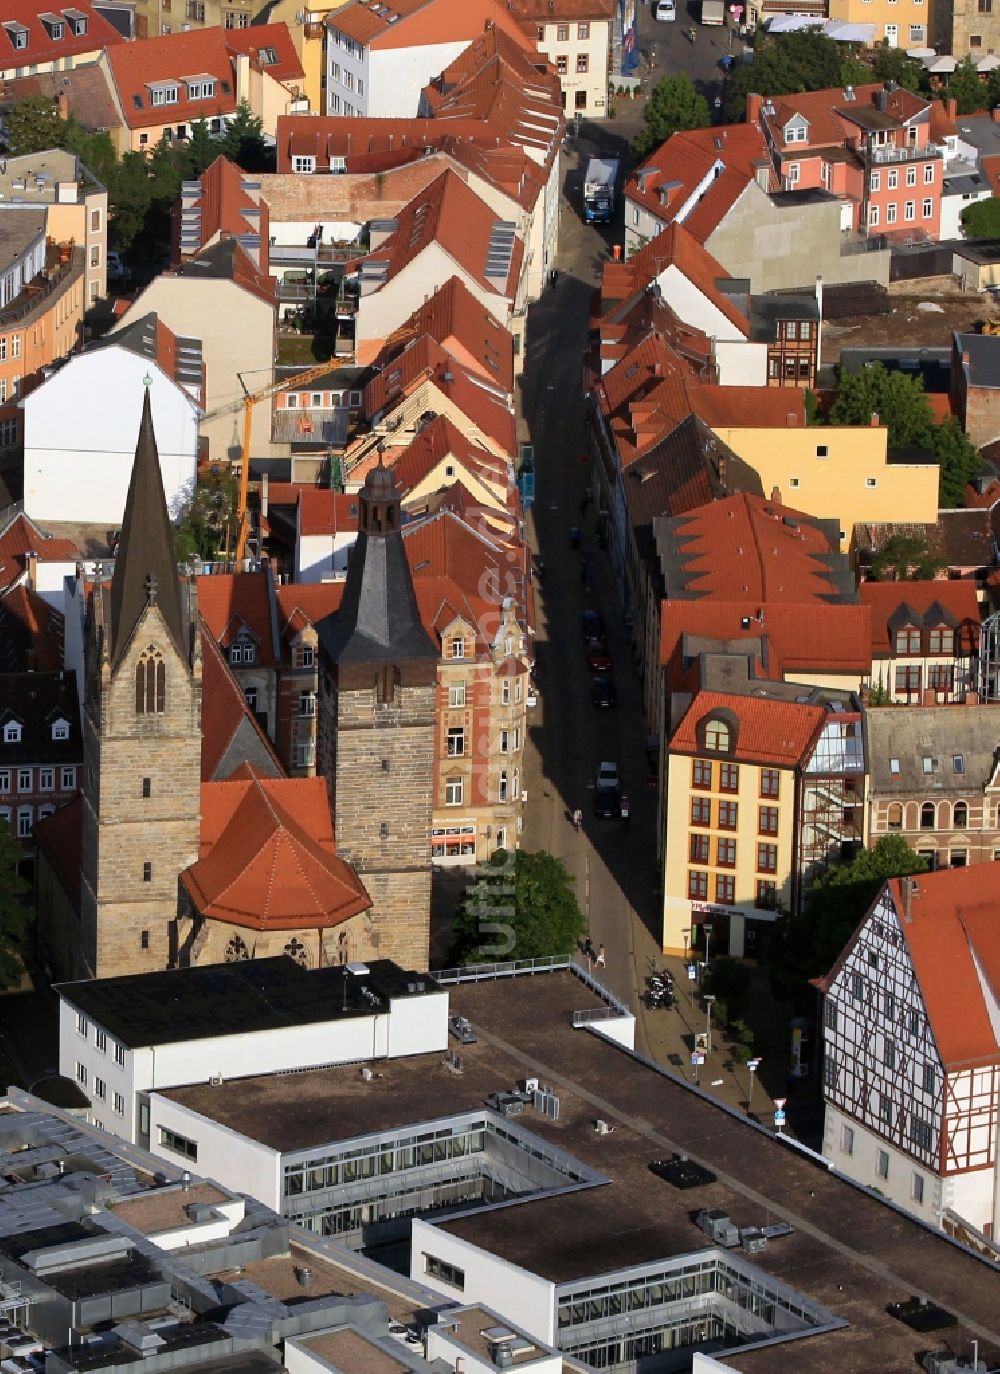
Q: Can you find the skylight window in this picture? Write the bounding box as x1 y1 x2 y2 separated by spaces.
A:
258 45 278 64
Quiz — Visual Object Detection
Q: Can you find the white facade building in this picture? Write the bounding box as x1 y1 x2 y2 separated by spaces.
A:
22 347 200 524
819 870 1000 1238
57 957 449 1148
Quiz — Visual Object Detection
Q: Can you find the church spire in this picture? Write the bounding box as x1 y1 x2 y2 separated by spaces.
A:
109 384 187 667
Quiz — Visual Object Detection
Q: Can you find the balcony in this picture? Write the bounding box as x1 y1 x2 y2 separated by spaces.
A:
868 141 943 165
269 242 358 268
0 245 84 327
272 406 351 447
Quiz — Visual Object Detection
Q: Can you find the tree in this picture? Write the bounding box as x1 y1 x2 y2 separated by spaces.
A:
633 75 710 157
173 466 239 562
769 837 928 1006
869 532 946 580
723 31 854 121
933 416 984 507
945 58 990 115
183 119 220 178
0 820 29 989
961 196 1000 240
453 849 585 964
221 100 269 172
870 44 928 93
829 362 934 448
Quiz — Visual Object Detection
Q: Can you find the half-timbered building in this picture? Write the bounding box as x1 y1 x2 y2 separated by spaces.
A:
819 868 1000 1239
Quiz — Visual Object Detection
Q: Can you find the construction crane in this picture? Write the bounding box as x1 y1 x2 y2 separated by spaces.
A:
232 359 342 562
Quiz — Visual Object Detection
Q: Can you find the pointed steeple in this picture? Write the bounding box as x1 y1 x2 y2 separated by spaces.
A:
109 384 187 668
319 458 437 671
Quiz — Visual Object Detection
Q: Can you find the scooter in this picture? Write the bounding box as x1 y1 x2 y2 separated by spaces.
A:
686 26 696 41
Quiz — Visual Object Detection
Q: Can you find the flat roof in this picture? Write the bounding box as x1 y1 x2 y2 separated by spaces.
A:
57 957 439 1048
162 969 1000 1368
109 1182 231 1235
298 1328 411 1374
443 1307 544 1365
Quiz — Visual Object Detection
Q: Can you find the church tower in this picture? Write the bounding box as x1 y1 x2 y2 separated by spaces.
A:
79 386 202 978
317 462 437 968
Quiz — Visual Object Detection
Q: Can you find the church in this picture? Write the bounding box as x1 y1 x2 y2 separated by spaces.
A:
35 388 435 980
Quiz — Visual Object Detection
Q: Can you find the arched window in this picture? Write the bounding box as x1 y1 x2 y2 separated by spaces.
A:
887 803 903 830
135 647 165 714
953 801 969 828
705 718 731 753
920 802 936 830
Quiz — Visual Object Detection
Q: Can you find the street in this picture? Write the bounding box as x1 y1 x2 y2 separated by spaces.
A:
517 118 790 1132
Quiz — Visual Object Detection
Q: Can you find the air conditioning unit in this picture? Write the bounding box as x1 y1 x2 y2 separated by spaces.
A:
595 1119 614 1135
360 1065 373 1081
209 1074 223 1086
521 1077 539 1095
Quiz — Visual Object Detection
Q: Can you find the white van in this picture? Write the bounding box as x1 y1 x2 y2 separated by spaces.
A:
654 0 676 19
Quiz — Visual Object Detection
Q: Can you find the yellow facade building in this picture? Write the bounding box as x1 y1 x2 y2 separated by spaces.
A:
264 0 351 112
703 422 940 553
827 0 930 48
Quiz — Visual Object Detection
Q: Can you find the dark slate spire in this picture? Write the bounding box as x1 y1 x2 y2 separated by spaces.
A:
319 458 437 669
109 384 187 668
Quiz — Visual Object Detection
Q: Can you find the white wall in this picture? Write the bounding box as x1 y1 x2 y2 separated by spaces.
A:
714 339 767 387
386 988 449 1056
33 559 80 613
583 1014 636 1052
22 350 199 524
941 186 991 242
658 264 745 342
370 43 472 118
148 1094 283 1208
60 997 141 1143
296 529 355 582
822 1103 941 1225
410 1219 557 1346
147 1195 247 1250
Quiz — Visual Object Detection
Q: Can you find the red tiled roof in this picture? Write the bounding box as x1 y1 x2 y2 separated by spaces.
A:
327 0 531 53
670 690 827 768
358 169 523 300
764 82 930 153
665 493 843 601
0 582 64 671
297 490 361 539
860 579 981 655
883 870 1000 1068
0 511 79 592
179 156 269 269
625 124 768 240
276 582 346 645
223 23 303 84
0 0 124 73
693 382 806 429
197 571 277 667
602 222 749 336
381 275 514 391
199 627 283 780
183 764 370 931
34 795 83 912
106 29 240 131
389 415 506 497
660 599 872 680
978 152 1000 196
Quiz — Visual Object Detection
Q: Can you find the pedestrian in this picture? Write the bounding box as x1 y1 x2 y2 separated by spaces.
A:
550 268 559 289
596 944 607 968
572 807 583 832
583 935 594 960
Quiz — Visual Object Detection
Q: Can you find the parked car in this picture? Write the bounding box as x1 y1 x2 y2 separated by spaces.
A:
582 608 606 642
596 760 620 790
449 1016 477 1044
586 639 612 672
107 250 128 282
594 786 622 820
591 675 617 708
654 0 676 19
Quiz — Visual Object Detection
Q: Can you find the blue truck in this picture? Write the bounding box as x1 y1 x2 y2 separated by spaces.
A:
583 157 619 224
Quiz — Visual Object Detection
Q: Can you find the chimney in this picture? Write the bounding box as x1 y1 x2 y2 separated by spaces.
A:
25 549 37 591
963 349 971 366
746 92 763 125
814 274 823 314
718 455 727 487
770 484 782 503
946 96 958 122
870 411 880 427
56 90 69 121
902 878 913 924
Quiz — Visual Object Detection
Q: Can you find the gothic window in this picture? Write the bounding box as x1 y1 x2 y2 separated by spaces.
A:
284 936 308 966
225 934 250 962
135 647 166 714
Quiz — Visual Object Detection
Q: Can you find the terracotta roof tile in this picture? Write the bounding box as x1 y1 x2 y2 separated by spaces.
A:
178 155 269 268
106 28 240 130
183 765 370 930
0 583 65 671
0 0 124 74
877 870 1000 1067
358 169 523 300
297 490 361 538
0 511 79 592
671 690 827 768
0 63 119 132
389 415 507 498
197 570 278 667
199 627 283 780
625 124 768 234
860 579 981 654
222 23 303 84
602 222 749 335
380 275 514 391
276 582 347 643
660 600 872 680
326 0 530 52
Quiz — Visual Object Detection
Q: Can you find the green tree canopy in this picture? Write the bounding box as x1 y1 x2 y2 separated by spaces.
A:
869 532 947 580
174 467 239 562
723 31 859 120
633 75 711 158
870 44 928 93
2 95 66 155
221 101 269 172
769 837 928 1006
944 56 990 115
453 849 585 964
828 362 981 504
961 196 1000 240
0 820 29 989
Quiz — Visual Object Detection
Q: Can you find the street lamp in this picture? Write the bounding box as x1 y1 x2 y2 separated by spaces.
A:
704 994 716 1056
747 1056 762 1113
704 922 713 974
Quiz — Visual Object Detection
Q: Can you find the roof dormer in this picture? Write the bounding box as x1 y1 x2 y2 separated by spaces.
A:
2 22 29 51
783 114 809 145
38 12 65 39
62 7 88 35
